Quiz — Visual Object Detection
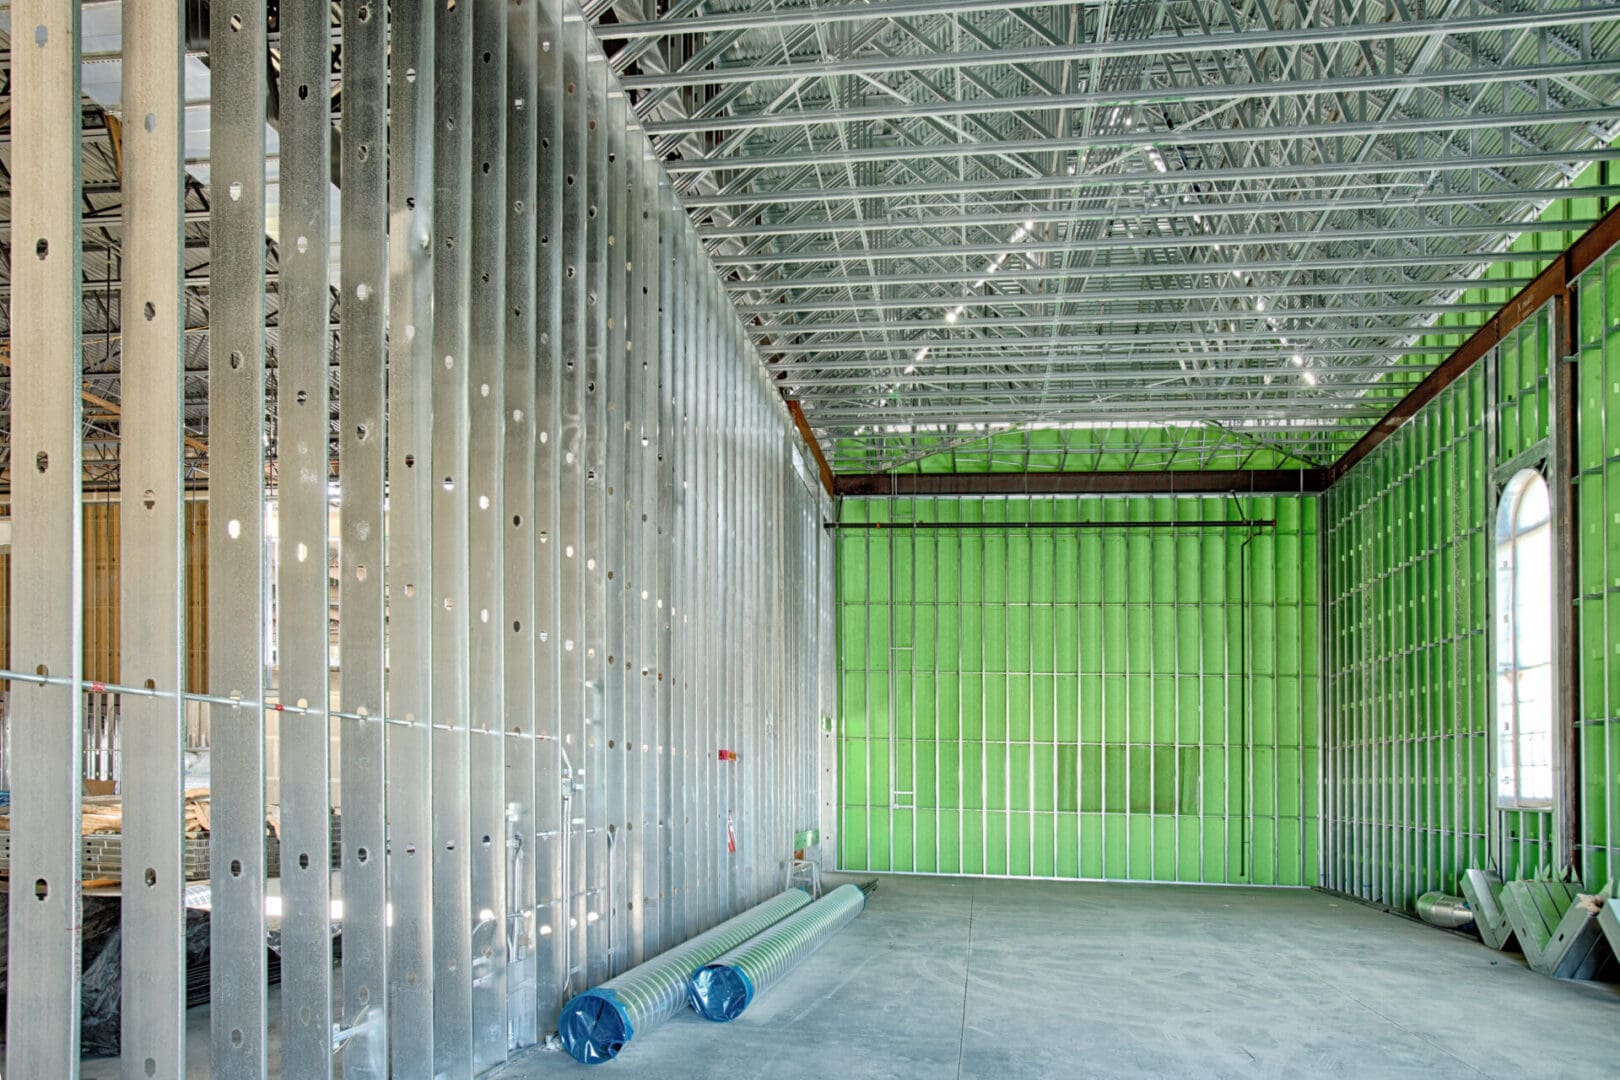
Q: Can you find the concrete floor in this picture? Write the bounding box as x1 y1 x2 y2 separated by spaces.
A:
497 875 1620 1080
81 875 1620 1078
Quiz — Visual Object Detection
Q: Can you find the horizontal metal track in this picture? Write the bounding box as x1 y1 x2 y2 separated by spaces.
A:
814 405 1383 427
769 334 1454 358
652 59 1620 137
781 368 1417 390
702 188 1620 242
753 315 1504 339
773 351 1434 373
733 256 1544 293
684 150 1620 209
825 518 1278 530
715 218 1596 268
623 7 1620 91
742 279 1537 312
833 470 1329 495
741 293 1504 316
606 0 1085 39
669 108 1619 174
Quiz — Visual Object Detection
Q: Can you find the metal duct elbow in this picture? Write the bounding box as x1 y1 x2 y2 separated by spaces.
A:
1417 891 1474 929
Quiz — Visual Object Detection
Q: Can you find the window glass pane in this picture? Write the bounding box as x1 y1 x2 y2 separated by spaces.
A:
1516 474 1551 530
1517 664 1555 803
1495 469 1556 807
1496 673 1518 799
1513 525 1552 668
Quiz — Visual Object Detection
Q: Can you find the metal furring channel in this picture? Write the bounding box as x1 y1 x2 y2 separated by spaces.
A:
688 883 866 1022
557 888 811 1064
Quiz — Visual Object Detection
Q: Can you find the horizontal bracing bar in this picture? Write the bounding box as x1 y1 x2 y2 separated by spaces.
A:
807 401 1388 423
683 149 1620 209
742 279 1538 312
754 315 1510 339
714 218 1598 268
607 0 1088 38
734 254 1545 293
764 339 1462 362
823 519 1277 530
741 295 1503 317
781 369 1418 390
668 108 1620 174
701 187 1620 241
776 357 1431 379
652 60 1620 137
833 470 1329 496
0 669 559 739
622 7 1620 91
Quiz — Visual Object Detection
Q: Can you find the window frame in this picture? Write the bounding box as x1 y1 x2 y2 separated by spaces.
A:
1494 466 1556 811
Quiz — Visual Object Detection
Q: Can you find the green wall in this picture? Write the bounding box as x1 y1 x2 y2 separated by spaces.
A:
1323 367 1506 909
1324 244 1620 910
1574 245 1620 891
837 495 1319 885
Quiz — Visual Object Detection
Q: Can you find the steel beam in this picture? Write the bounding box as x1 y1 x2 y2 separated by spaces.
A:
337 0 389 1071
384 0 438 1071
717 219 1597 270
533 0 568 1036
608 0 1080 39
468 1 511 1070
681 150 1620 210
649 61 1620 137
834 470 1326 496
621 7 1620 91
1328 201 1620 482
504 0 541 1050
431 0 476 1065
277 2 336 1073
206 0 270 1072
5 1 85 1075
701 188 1620 243
117 3 187 1076
735 256 1545 295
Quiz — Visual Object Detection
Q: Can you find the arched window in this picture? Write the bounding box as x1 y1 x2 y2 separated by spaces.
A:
1495 469 1554 808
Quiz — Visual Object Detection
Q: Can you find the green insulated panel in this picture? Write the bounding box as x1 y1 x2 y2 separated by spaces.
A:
1575 246 1620 892
1496 308 1553 463
837 495 1319 885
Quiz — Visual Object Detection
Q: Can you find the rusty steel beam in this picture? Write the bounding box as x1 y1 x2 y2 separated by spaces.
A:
1327 201 1620 485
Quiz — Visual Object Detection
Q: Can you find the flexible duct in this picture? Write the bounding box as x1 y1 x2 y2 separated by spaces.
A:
557 888 811 1064
1417 891 1474 929
689 883 866 1022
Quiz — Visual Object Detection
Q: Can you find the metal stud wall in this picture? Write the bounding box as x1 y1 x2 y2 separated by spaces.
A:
1575 249 1620 893
1 1 827 1073
837 495 1319 885
1324 371 1497 909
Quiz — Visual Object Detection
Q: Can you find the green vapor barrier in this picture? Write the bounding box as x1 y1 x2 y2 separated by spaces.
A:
838 494 1319 885
557 889 811 1064
688 883 867 1022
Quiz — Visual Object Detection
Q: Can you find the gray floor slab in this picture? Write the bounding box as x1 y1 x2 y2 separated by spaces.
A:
77 874 1620 1078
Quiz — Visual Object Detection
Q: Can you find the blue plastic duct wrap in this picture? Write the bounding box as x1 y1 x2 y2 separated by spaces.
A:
557 888 811 1063
688 883 866 1022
